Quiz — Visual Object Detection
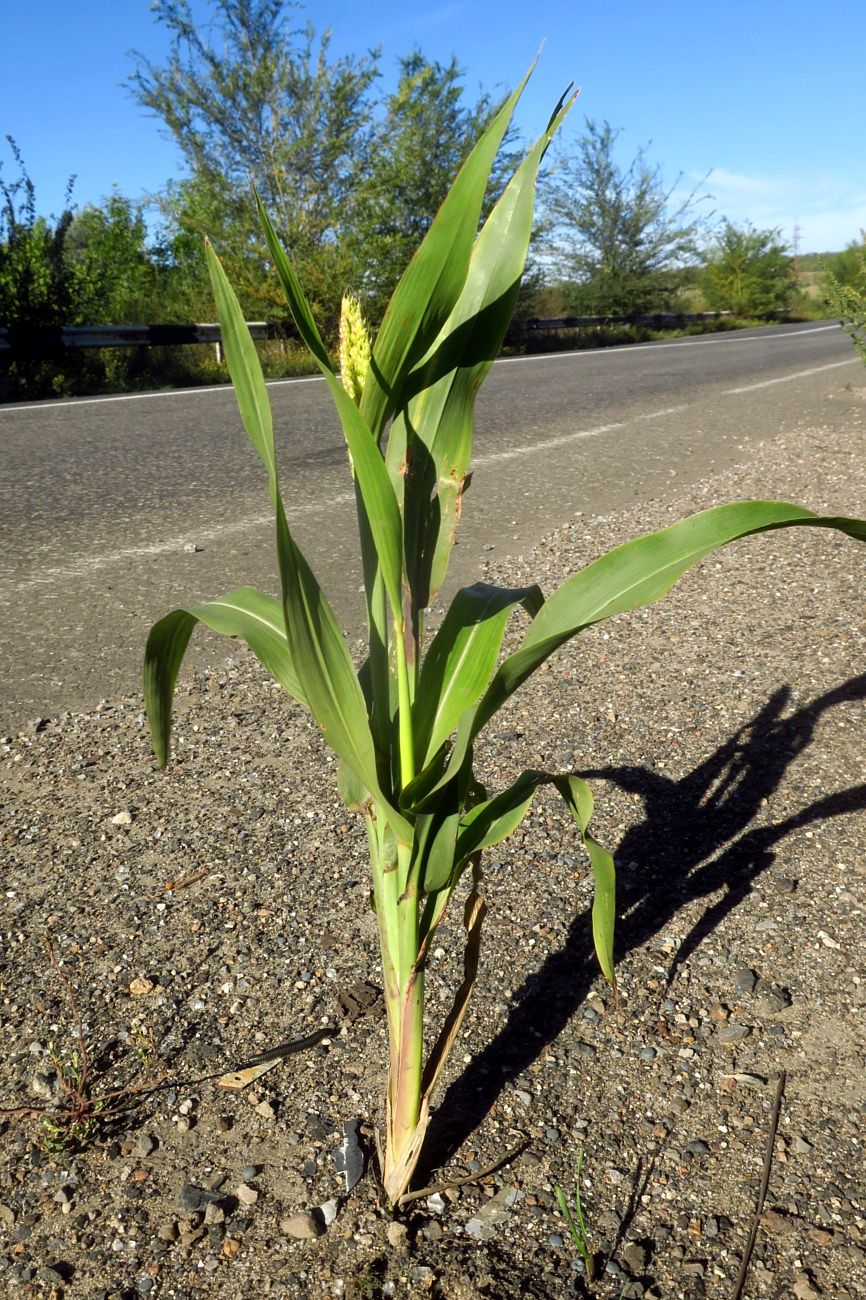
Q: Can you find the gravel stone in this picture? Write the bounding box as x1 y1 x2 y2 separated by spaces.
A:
1 412 864 1299
281 1212 324 1240
176 1183 218 1212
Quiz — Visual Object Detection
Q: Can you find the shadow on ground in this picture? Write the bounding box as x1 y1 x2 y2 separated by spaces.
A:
421 673 866 1176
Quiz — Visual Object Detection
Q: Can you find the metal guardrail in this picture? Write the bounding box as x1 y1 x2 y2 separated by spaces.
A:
1 309 785 359
504 310 735 340
0 321 298 363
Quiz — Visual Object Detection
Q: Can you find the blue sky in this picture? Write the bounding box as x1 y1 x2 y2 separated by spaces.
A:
2 0 864 252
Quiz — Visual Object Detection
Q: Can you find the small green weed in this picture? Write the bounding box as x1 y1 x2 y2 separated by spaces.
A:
0 938 167 1155
556 1148 595 1281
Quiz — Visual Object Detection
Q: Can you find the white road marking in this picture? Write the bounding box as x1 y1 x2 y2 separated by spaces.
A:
473 421 626 467
4 327 859 593
723 358 859 393
0 323 843 414
493 322 842 365
11 490 356 590
634 405 688 420
0 373 326 414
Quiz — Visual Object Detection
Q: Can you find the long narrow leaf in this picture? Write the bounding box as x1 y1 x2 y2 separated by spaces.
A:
387 91 577 608
256 202 405 622
360 62 538 439
144 587 307 768
423 768 616 987
441 504 866 786
414 582 542 770
204 240 410 843
554 776 616 985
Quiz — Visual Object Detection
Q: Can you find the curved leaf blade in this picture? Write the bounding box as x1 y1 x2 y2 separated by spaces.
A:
205 239 279 502
257 200 405 621
454 769 545 865
434 768 617 985
143 586 307 768
360 61 538 439
388 90 577 606
554 777 616 985
205 237 410 843
472 503 866 746
414 582 542 769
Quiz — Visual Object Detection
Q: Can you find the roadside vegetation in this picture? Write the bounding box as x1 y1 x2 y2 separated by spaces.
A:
0 0 849 400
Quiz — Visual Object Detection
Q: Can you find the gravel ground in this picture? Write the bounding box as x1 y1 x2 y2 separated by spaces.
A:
1 409 864 1300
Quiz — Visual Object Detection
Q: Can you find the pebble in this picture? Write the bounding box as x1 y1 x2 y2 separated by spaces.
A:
717 1024 751 1044
640 1047 657 1060
235 1182 259 1206
386 1221 408 1249
465 1186 520 1240
134 1134 157 1158
687 1140 710 1157
281 1212 324 1240
621 1241 649 1273
318 1199 338 1226
548 1232 564 1247
176 1183 218 1212
792 1275 822 1299
240 1165 260 1181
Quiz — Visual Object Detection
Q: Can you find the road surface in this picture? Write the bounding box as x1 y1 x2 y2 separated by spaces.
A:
1 321 862 732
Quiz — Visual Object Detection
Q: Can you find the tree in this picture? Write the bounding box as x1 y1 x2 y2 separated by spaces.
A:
345 51 514 321
65 193 158 323
700 221 792 317
128 0 380 326
823 237 866 290
823 235 866 364
0 136 75 328
541 119 706 316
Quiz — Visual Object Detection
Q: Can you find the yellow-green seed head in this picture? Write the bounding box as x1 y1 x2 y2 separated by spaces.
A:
339 294 371 406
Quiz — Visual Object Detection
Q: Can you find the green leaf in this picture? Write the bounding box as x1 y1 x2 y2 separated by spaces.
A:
256 201 406 623
554 777 616 984
204 238 411 845
426 768 616 984
454 769 545 864
414 806 462 895
337 757 370 812
205 239 279 505
145 587 310 764
414 582 542 770
465 502 866 758
144 586 307 766
253 193 333 373
360 62 538 440
389 91 577 606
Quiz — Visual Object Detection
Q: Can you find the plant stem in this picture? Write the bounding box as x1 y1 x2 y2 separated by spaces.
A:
394 619 415 790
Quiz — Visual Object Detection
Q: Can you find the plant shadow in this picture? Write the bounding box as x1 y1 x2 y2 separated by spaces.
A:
421 672 866 1176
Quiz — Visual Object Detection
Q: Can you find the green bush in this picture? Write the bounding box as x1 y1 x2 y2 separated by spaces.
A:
700 221 792 317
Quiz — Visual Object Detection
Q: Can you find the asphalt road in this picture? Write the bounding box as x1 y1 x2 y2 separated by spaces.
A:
1 321 863 732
